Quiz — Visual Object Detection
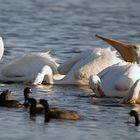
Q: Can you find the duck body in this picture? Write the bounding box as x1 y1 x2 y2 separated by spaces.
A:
28 98 80 121
0 100 21 108
49 107 80 120
39 99 80 121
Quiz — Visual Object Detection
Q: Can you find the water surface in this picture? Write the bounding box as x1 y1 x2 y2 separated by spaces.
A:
0 0 140 139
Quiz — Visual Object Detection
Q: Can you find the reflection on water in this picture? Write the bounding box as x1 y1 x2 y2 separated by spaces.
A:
0 0 140 139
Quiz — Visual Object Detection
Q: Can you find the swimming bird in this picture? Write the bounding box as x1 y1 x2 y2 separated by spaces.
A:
39 99 80 122
40 47 123 85
28 98 39 116
129 110 139 126
0 89 12 100
0 37 59 84
0 89 21 108
28 98 45 115
95 34 140 64
0 87 33 108
28 98 80 121
23 87 32 107
89 62 140 103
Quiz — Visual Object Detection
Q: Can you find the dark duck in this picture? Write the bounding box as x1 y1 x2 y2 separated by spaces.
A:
28 98 44 115
0 90 21 108
23 87 32 107
28 98 80 122
0 87 32 108
129 110 140 126
39 99 80 122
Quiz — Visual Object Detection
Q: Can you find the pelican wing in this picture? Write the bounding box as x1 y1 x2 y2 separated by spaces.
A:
58 49 93 75
99 62 140 97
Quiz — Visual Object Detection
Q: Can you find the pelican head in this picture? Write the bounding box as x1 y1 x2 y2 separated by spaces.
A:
0 37 4 60
96 34 140 64
89 75 106 97
129 110 139 126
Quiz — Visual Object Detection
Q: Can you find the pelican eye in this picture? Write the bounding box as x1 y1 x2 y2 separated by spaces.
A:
132 45 138 50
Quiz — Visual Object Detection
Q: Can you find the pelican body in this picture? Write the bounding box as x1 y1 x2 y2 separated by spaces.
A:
0 37 59 84
89 61 140 104
43 48 122 85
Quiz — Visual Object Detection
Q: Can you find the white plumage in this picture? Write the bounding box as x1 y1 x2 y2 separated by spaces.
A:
0 37 59 84
89 61 140 104
44 47 122 85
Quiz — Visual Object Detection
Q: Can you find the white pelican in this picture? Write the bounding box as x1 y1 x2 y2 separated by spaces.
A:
0 37 59 84
89 61 140 104
40 48 123 85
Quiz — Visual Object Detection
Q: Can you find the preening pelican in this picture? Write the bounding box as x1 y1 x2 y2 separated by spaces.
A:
96 34 140 64
42 48 122 85
0 37 59 84
89 61 140 104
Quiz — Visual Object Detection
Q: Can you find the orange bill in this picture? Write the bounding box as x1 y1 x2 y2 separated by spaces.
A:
96 34 134 62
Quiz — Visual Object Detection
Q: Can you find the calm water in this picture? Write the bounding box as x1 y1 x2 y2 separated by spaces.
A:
0 0 140 139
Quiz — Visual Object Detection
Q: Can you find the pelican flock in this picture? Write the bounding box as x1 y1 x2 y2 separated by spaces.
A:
0 34 137 87
1 34 140 105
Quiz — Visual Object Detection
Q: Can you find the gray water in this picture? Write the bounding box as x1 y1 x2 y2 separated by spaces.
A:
0 0 140 139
